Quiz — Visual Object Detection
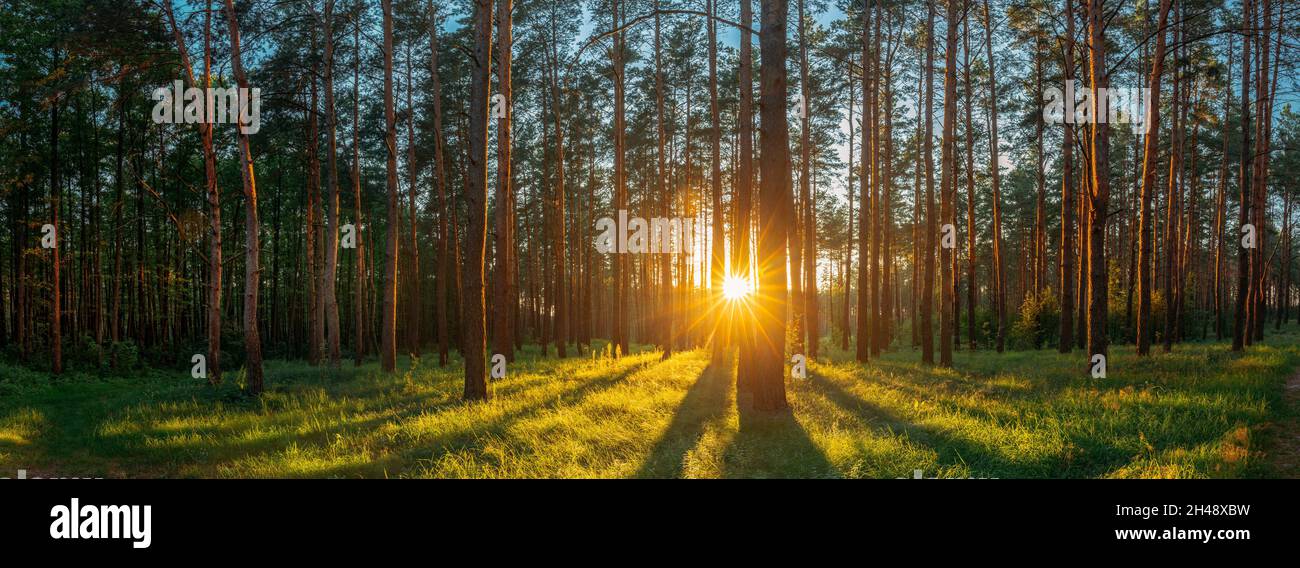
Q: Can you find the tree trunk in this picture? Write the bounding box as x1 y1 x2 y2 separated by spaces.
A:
735 0 756 393
938 0 956 368
429 2 451 366
493 0 515 363
856 1 872 363
796 0 812 357
306 38 322 366
708 0 725 360
1136 0 1171 356
920 2 936 365
353 13 366 366
1059 0 1075 353
982 0 1003 350
546 4 567 359
653 5 670 360
962 8 975 351
462 0 493 399
1232 0 1252 352
1214 36 1233 341
1085 0 1110 362
612 0 629 358
163 0 222 382
1162 8 1182 353
380 0 399 372
751 0 791 412
224 0 263 394
323 0 341 366
403 45 420 357
49 52 63 375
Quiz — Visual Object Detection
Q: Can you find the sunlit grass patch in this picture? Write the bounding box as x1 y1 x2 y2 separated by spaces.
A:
2 331 1298 478
0 408 45 446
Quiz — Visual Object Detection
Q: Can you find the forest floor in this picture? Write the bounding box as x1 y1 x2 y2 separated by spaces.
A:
3 329 1300 478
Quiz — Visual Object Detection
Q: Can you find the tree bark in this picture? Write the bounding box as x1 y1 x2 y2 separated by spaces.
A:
752 0 791 411
323 0 341 366
545 3 568 359
494 0 515 363
462 0 493 399
223 0 263 394
1085 0 1110 362
920 2 936 365
380 0 399 372
50 51 63 375
1232 0 1252 352
428 2 451 366
1059 0 1075 353
353 12 366 366
735 0 756 393
1136 0 1171 356
708 0 725 361
939 0 957 368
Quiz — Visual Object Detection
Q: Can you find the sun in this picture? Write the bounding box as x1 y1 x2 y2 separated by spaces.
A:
722 275 752 302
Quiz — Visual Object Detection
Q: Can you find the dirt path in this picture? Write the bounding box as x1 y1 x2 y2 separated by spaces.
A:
1267 371 1300 477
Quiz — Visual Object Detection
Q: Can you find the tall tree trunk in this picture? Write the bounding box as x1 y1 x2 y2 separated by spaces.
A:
1085 0 1110 362
752 0 791 412
708 0 725 360
653 4 670 359
868 1 882 356
845 57 856 352
920 2 936 365
938 0 956 368
1232 0 1253 352
429 2 451 366
380 0 399 372
797 0 812 357
1033 40 1046 297
612 0 629 358
353 12 366 366
1059 0 1075 353
307 38 322 366
977 0 1003 350
323 0 341 366
224 0 263 394
546 4 567 359
962 7 976 351
1163 7 1182 353
856 1 872 363
493 0 515 363
1214 36 1233 341
1136 0 1171 356
462 0 493 399
1250 0 1273 343
49 52 63 375
735 0 756 392
403 46 420 357
163 0 222 382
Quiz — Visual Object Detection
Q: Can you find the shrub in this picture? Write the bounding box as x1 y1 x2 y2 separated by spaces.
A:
108 340 141 373
1010 290 1060 350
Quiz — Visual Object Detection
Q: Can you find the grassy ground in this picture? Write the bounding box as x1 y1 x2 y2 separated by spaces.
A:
2 330 1299 478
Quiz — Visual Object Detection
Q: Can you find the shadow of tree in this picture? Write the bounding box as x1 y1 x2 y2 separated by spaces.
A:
634 355 733 478
805 370 1086 477
721 385 836 479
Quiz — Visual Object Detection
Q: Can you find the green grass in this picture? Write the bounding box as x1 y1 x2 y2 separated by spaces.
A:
2 331 1299 478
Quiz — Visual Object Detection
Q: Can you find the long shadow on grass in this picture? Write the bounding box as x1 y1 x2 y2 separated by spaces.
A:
805 370 1058 477
718 391 837 479
633 356 732 478
98 356 661 477
392 356 664 475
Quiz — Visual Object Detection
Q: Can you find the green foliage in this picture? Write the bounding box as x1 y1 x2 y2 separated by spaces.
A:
107 340 141 373
1011 290 1060 350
